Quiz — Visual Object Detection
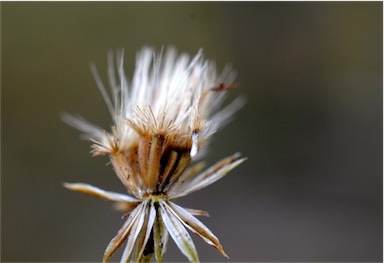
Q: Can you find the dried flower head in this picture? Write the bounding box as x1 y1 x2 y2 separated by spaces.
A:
63 47 246 263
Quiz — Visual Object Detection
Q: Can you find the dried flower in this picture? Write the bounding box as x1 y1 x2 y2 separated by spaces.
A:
63 47 246 263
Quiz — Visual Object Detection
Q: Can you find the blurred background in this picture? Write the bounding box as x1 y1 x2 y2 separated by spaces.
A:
2 2 382 262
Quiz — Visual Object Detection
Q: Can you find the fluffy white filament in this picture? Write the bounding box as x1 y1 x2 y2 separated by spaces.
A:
64 46 243 158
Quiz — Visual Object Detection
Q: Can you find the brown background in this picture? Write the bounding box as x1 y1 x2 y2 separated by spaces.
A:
2 2 382 262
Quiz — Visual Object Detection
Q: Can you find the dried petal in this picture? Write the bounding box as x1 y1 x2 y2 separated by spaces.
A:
167 161 206 194
184 208 209 217
120 200 148 263
168 153 246 198
135 201 157 261
103 203 145 263
168 201 228 258
63 183 139 203
159 200 199 263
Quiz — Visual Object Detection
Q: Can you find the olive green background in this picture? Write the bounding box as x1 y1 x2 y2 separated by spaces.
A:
2 2 382 262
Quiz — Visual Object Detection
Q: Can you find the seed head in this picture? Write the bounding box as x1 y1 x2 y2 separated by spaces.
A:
63 47 246 263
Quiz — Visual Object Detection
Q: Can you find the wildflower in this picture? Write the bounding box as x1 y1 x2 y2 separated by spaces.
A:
63 47 246 263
